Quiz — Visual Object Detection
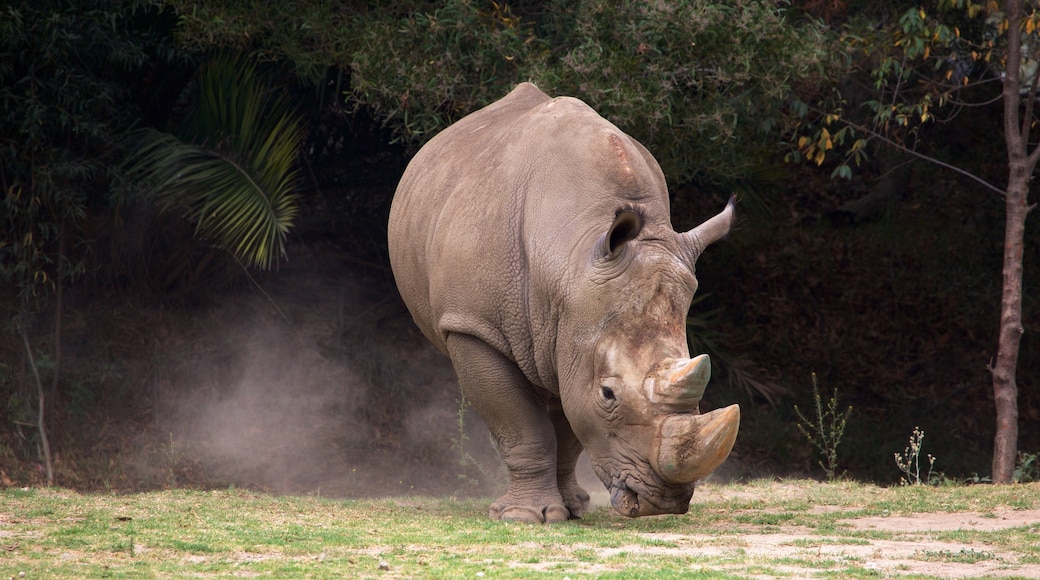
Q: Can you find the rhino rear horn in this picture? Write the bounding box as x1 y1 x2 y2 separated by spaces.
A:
649 354 711 407
681 196 735 262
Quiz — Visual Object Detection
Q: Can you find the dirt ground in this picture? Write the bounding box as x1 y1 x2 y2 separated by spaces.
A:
566 521 1040 579
551 465 1038 578
690 486 1039 579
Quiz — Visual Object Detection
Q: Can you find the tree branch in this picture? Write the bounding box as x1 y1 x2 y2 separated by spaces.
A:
809 106 1007 197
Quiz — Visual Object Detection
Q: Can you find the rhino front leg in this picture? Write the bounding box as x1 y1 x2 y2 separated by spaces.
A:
548 400 590 519
446 333 569 524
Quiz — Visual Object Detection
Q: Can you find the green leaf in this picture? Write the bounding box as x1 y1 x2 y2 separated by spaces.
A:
128 54 302 270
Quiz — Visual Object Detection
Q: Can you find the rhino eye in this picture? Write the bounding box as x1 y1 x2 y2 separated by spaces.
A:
601 386 616 401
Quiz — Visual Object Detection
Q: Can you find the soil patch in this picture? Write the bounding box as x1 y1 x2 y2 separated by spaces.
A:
592 511 1040 578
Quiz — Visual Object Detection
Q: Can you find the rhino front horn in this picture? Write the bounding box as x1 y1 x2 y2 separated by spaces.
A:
652 404 740 485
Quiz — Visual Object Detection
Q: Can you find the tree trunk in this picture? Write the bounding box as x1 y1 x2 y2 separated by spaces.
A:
993 0 1031 484
21 329 54 486
50 225 65 432
992 173 1027 483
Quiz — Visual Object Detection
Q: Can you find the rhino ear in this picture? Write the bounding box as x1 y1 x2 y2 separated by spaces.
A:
602 209 643 257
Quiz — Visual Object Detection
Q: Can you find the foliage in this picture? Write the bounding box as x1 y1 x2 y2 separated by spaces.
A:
128 54 303 270
535 0 843 184
0 0 190 302
349 0 548 143
787 0 1033 192
0 187 80 319
793 373 853 481
1015 451 1039 482
449 392 494 492
0 0 166 313
160 0 362 81
0 0 186 484
159 0 841 185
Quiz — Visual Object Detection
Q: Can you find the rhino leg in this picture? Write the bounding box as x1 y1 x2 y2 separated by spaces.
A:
446 333 569 524
548 401 590 519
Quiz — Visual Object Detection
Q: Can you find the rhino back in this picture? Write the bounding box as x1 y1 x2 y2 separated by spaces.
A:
388 82 673 391
389 84 550 355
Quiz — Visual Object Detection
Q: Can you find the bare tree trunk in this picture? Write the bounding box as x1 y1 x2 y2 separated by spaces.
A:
20 329 54 486
50 226 64 432
992 173 1028 483
992 0 1033 483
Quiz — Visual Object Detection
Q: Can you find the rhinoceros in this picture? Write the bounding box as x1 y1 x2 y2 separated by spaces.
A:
388 82 738 523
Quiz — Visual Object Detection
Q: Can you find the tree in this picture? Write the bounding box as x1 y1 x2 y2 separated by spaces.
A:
791 0 1035 483
993 0 1033 483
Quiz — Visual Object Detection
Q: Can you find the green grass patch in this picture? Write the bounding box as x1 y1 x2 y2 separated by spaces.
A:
1 480 1038 578
916 548 995 563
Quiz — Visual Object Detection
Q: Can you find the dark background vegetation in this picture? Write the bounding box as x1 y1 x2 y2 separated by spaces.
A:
1 0 1037 494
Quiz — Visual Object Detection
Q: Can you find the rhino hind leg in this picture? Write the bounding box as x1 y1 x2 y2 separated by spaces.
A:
549 401 590 519
446 333 569 524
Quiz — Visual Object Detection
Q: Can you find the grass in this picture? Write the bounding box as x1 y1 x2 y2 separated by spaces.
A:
2 479 1039 578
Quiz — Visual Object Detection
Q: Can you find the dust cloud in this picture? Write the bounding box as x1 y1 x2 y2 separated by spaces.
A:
148 249 507 498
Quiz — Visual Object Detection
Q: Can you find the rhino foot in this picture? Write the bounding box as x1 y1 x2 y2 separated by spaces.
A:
491 495 570 524
559 480 591 519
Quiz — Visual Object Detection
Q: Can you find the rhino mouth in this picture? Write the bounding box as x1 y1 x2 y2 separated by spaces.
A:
606 474 695 518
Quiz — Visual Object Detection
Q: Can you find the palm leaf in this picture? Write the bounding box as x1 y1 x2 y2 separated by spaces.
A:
129 55 302 270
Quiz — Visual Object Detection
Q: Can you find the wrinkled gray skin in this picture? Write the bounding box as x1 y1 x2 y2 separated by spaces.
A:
389 83 739 523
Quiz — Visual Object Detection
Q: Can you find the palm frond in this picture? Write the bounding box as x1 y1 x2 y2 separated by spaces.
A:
128 54 302 270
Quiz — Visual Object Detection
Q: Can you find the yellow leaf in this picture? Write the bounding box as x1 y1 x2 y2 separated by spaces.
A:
798 136 808 148
924 45 931 60
824 138 834 151
815 150 826 166
919 8 926 19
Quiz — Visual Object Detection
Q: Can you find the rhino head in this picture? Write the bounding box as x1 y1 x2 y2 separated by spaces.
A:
559 198 739 517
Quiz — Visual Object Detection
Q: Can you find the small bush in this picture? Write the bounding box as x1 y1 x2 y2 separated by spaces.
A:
794 373 852 481
894 427 936 486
